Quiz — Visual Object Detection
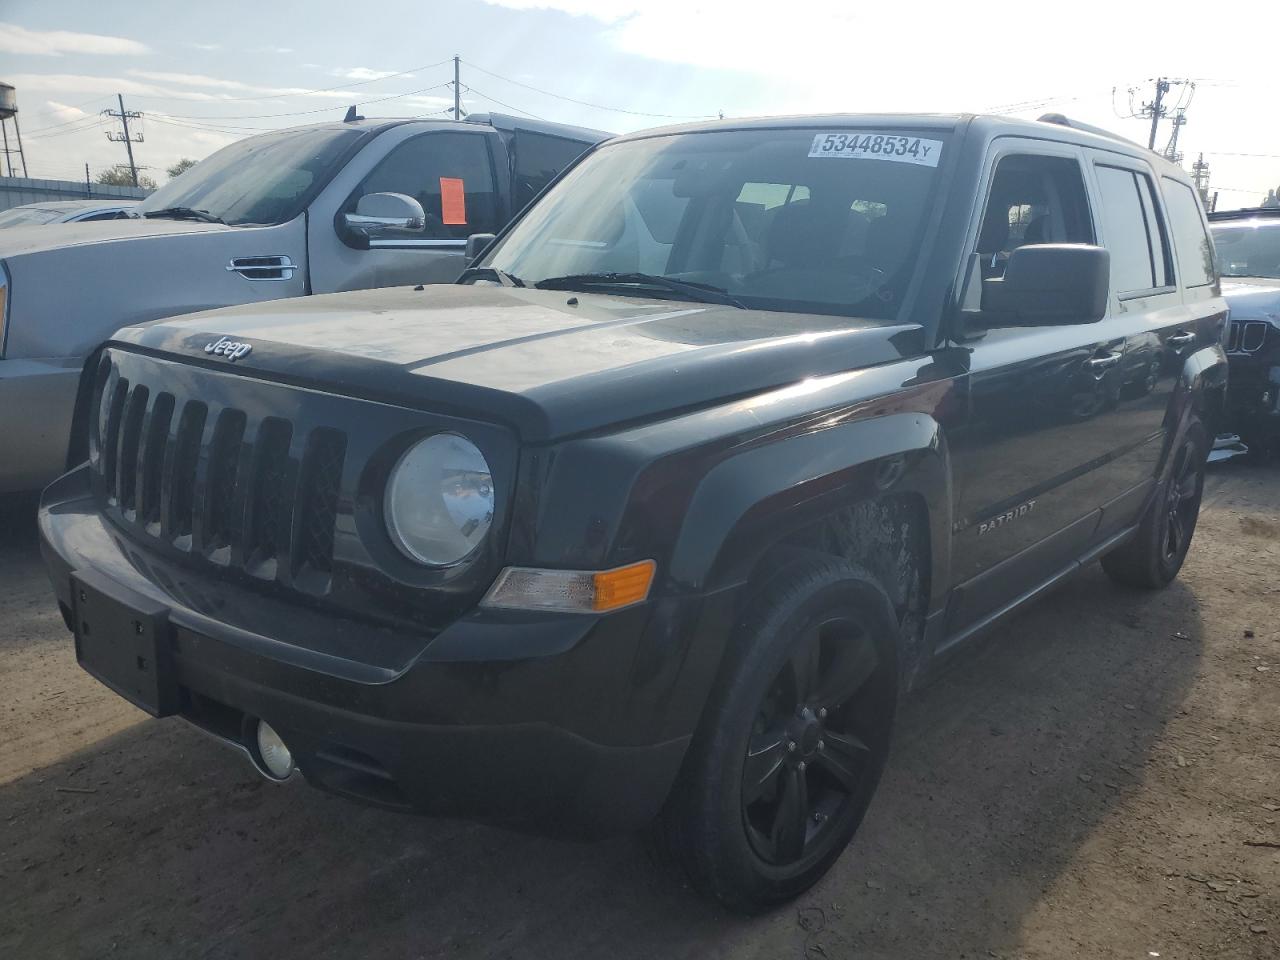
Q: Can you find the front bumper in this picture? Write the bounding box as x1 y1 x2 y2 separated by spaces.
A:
1226 354 1280 432
39 466 729 838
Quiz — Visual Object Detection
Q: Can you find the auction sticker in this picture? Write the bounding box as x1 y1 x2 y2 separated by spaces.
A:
808 132 943 167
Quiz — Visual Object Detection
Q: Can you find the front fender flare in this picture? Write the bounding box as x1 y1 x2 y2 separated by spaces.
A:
668 412 951 601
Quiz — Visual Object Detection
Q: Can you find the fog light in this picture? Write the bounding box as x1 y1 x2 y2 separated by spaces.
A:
255 720 295 780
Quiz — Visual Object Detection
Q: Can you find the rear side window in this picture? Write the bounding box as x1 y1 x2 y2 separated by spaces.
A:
513 132 592 209
1094 165 1170 296
1162 178 1215 287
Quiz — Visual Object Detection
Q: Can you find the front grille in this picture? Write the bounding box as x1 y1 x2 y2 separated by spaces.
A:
93 355 346 593
1226 320 1269 353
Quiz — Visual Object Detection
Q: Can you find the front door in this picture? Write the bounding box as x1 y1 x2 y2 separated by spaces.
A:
943 144 1134 640
308 129 502 294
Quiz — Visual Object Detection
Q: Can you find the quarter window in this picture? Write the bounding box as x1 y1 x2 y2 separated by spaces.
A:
513 131 593 209
1094 165 1170 295
1162 178 1216 287
346 132 498 240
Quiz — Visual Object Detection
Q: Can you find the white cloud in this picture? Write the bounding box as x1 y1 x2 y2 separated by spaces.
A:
10 73 230 102
0 22 149 57
333 67 412 82
45 100 89 123
185 42 221 52
130 70 261 92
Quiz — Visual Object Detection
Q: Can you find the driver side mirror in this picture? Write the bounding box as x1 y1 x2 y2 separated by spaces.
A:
342 192 426 244
973 243 1110 327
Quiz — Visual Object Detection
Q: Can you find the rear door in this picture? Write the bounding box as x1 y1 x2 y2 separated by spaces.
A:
308 128 504 294
1078 155 1195 541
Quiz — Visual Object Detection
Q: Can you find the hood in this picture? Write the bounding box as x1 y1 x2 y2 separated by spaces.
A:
1 217 304 359
1221 276 1280 323
0 217 233 257
113 284 923 440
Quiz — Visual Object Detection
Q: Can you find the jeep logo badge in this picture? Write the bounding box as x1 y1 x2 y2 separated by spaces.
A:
204 337 253 361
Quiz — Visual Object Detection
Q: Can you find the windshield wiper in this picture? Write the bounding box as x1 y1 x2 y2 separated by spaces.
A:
142 206 226 225
457 265 525 287
534 272 745 308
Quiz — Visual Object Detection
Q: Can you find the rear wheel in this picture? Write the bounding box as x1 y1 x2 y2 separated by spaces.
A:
1102 419 1208 589
658 556 899 912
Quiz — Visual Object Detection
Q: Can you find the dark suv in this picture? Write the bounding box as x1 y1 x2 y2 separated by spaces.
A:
1208 207 1280 454
39 113 1227 912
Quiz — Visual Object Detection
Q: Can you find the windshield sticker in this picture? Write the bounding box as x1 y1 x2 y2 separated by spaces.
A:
808 133 943 167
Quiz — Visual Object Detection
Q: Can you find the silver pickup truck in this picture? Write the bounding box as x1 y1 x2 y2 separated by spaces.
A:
0 112 608 493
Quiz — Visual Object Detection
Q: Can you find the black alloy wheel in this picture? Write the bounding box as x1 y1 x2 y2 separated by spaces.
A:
656 556 901 912
1102 417 1208 589
741 617 885 866
1161 433 1204 565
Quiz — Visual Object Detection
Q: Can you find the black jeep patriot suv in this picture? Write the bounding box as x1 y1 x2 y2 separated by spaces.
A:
40 113 1227 911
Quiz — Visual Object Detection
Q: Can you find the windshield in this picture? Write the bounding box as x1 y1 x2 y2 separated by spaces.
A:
482 127 948 319
1212 222 1280 279
0 206 64 227
134 126 367 226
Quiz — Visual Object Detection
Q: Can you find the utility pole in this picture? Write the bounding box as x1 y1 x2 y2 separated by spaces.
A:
104 93 143 187
85 162 92 197
1142 78 1170 150
1164 107 1186 163
453 56 461 121
1191 153 1212 207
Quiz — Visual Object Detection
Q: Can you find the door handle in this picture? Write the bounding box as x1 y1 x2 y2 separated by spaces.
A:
1085 352 1122 371
1168 331 1196 348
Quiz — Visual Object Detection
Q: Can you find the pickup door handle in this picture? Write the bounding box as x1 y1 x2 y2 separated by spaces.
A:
1085 352 1122 371
1167 331 1196 348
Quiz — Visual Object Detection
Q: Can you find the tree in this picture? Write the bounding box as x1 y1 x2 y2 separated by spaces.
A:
167 158 197 180
1262 187 1280 210
96 166 156 190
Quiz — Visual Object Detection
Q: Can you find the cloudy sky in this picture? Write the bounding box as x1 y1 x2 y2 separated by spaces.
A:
3 0 1276 205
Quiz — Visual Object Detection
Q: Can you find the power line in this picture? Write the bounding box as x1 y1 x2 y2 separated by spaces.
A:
460 59 716 119
23 115 108 140
22 110 111 137
459 84 547 121
162 79 454 122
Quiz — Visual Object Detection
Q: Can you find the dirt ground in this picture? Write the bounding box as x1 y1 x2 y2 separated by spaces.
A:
1 464 1277 960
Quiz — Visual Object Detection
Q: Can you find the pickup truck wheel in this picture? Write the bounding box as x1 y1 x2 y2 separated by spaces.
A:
1102 419 1208 589
659 557 898 913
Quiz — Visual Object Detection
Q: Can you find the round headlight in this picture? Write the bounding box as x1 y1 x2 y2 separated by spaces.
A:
384 433 494 566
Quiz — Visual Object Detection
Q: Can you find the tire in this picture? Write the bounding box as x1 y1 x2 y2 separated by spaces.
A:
1102 418 1209 589
657 555 900 913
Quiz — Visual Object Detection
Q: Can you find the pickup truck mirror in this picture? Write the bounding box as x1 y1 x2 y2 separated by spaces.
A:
978 244 1110 327
342 192 426 243
465 233 497 261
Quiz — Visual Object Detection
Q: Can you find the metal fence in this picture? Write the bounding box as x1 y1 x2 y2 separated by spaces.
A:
0 175 152 213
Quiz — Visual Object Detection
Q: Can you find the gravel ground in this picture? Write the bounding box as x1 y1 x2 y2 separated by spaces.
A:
1 464 1277 960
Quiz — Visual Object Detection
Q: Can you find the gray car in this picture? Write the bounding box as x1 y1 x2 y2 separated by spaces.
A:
0 113 608 493
0 199 141 227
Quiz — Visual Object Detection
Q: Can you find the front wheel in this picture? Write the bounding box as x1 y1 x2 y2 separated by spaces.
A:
1102 418 1208 589
657 556 900 912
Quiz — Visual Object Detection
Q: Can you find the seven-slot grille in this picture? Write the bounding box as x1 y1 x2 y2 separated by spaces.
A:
1226 320 1269 354
92 354 347 593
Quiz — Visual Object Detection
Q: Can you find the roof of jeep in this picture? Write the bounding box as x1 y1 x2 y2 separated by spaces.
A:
607 112 1189 180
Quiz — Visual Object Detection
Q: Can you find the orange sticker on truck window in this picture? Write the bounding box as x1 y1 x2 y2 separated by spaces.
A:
440 177 467 225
